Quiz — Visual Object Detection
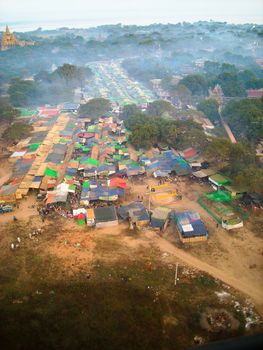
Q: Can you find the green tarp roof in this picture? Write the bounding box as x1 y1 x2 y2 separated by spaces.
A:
205 191 232 202
18 108 36 117
29 143 41 151
87 125 99 132
83 181 90 189
45 167 58 178
209 174 231 186
80 158 99 165
81 146 90 152
69 184 76 191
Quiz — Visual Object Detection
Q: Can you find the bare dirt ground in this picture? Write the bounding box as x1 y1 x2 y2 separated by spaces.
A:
127 176 263 316
1 175 262 317
0 158 12 187
0 193 38 222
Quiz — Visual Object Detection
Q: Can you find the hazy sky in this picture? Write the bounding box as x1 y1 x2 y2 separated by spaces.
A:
0 0 262 29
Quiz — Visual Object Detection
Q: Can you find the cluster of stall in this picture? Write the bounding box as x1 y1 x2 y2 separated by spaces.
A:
0 107 77 202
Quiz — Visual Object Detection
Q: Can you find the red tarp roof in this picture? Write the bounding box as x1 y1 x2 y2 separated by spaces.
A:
183 148 197 159
247 89 263 98
110 177 127 189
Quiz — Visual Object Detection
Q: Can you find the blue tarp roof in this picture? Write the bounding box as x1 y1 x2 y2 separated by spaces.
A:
174 211 208 238
118 202 145 220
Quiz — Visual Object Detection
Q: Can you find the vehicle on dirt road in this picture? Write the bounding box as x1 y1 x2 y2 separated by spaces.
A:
0 205 13 214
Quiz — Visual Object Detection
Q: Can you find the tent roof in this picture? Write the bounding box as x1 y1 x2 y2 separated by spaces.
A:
94 206 118 223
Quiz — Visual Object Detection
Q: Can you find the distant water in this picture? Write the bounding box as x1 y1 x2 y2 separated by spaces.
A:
0 19 115 32
0 14 261 33
0 17 179 33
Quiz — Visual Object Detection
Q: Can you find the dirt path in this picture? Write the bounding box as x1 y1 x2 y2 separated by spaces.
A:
148 232 263 317
0 158 12 187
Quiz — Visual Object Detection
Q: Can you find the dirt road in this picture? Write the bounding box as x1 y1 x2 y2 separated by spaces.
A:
147 232 263 317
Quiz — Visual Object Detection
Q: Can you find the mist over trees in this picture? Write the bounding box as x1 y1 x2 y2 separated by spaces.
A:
8 64 92 107
2 123 32 142
197 99 220 123
78 98 111 118
0 21 262 194
222 98 263 142
0 103 20 123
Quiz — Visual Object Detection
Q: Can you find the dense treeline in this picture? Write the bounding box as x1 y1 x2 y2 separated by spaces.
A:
162 62 263 99
2 123 32 142
0 21 262 86
122 102 263 194
8 64 92 107
0 102 20 123
222 97 263 142
206 138 263 194
121 101 210 149
78 98 111 119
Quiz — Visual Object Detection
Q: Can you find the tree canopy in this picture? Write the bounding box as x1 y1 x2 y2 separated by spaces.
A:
222 97 263 142
125 113 207 151
8 64 92 107
147 100 176 117
51 64 92 88
216 72 246 97
197 99 219 123
78 98 111 119
2 123 32 142
8 79 38 107
179 74 208 96
120 104 140 120
0 103 20 123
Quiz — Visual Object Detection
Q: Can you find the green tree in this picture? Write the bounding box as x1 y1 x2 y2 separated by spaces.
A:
124 113 149 132
165 123 177 146
169 84 192 106
161 76 173 90
53 64 92 88
2 123 32 142
222 98 263 141
179 74 208 96
120 104 140 120
204 61 221 76
217 72 246 97
78 98 111 119
206 138 232 162
0 103 20 123
234 167 263 195
129 123 159 149
220 63 237 74
197 99 219 123
147 100 176 117
176 128 208 151
8 79 38 107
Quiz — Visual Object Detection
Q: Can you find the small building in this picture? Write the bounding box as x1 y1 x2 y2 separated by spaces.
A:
150 207 170 232
118 202 150 230
223 185 246 199
208 174 231 190
247 89 263 98
86 208 95 226
94 206 118 228
173 211 208 243
61 102 79 112
242 192 263 209
192 168 217 180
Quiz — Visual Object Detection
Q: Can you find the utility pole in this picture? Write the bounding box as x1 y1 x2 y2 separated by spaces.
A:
174 262 179 286
148 186 151 212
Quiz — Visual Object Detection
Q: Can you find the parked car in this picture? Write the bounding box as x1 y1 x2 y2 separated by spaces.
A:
0 205 13 214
